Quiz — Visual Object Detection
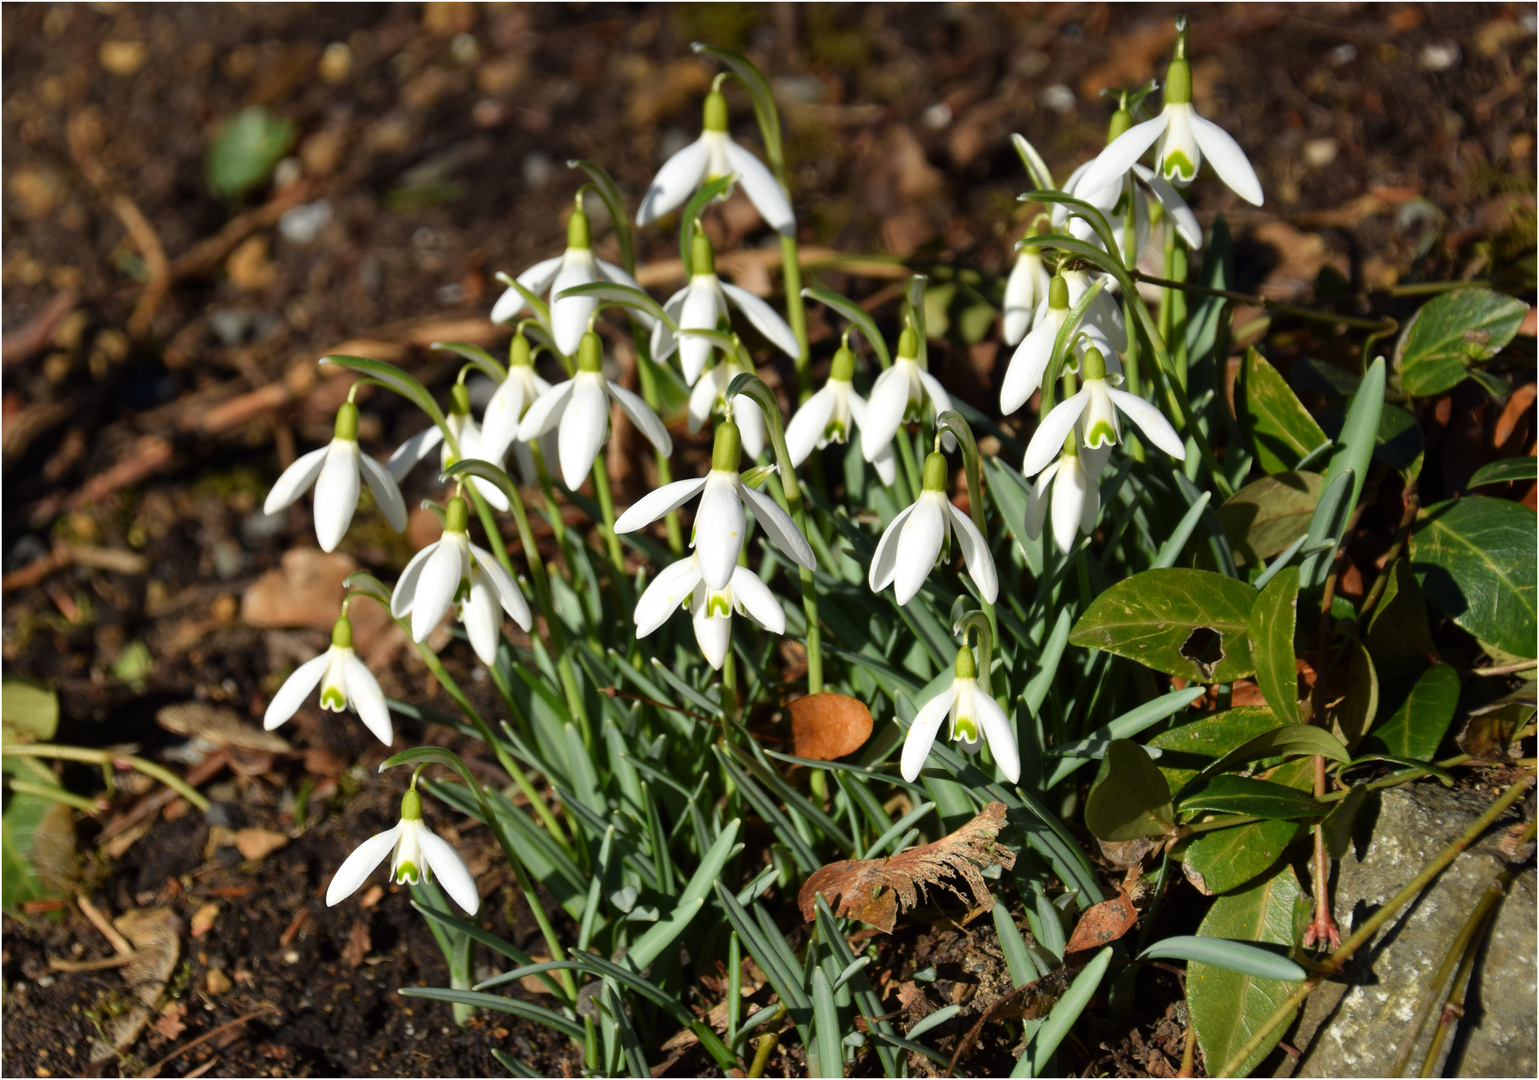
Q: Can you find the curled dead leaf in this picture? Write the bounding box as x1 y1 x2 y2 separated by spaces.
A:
1063 886 1138 955
788 692 874 761
797 802 1015 933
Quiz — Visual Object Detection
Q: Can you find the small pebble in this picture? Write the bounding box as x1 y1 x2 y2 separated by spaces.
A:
1039 84 1076 113
1419 41 1461 71
922 103 952 130
1328 43 1358 66
1303 138 1339 167
318 42 352 84
279 200 334 244
521 151 555 190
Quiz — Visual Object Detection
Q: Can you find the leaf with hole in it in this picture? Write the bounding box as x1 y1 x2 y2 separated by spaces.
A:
1249 567 1301 724
2 679 59 742
1410 497 1537 659
787 693 873 761
1363 663 1461 760
1084 741 1175 842
1176 775 1327 821
1186 864 1309 1076
1178 760 1310 896
1070 569 1257 683
1149 707 1281 792
206 106 295 199
1217 472 1324 567
1394 289 1530 397
1236 349 1327 474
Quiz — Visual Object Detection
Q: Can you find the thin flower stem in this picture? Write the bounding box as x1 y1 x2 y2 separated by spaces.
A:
2 744 210 811
589 454 627 574
780 234 811 403
6 779 104 815
1129 268 1399 334
1215 775 1534 1078
894 426 922 505
468 486 515 578
632 333 685 555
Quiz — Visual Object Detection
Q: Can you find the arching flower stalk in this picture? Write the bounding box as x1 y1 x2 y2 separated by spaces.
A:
490 196 652 358
263 611 392 745
870 451 998 607
263 400 407 553
785 343 897 484
636 84 795 236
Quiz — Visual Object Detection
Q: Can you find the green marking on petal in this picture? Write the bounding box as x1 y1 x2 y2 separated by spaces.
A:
707 593 731 618
1162 150 1196 183
454 578 471 605
951 713 979 743
1085 419 1118 448
394 861 419 884
825 419 847 443
321 687 346 711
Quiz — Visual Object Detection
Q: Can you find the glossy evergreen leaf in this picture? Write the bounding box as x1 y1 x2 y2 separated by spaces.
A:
1149 706 1280 792
1248 567 1301 724
1083 740 1175 842
1236 349 1327 474
1070 568 1258 683
1394 289 1530 397
1410 497 1538 658
1176 774 1327 820
1470 457 1537 488
1363 663 1461 760
1217 472 1325 568
1181 816 1302 897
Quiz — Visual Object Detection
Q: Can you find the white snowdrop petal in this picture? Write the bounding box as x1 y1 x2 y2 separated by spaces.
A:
1050 456 1090 555
264 653 330 730
694 475 747 591
741 483 816 571
870 442 898 486
313 440 362 552
491 256 563 322
264 446 329 515
460 575 503 666
343 655 393 745
862 367 910 461
634 558 705 637
721 282 800 358
691 601 732 670
1000 322 1056 415
947 502 999 603
411 535 468 642
735 394 767 460
902 686 958 782
1023 462 1058 542
391 542 437 619
917 370 952 418
516 380 576 442
615 476 707 534
1107 387 1187 460
357 452 408 533
1076 114 1170 203
869 503 913 592
686 370 720 435
1022 393 1091 477
785 387 836 467
678 284 722 385
386 425 445 484
326 826 401 906
1188 113 1264 207
419 829 480 915
607 380 673 457
637 137 712 226
723 140 796 236
650 288 688 363
975 691 1021 784
1133 164 1204 249
893 497 947 605
729 565 785 634
557 377 609 489
469 545 532 630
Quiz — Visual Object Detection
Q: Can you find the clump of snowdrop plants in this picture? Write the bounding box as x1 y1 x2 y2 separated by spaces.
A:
252 19 1460 1079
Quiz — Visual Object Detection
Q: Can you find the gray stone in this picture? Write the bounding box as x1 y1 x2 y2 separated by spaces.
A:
1280 782 1534 1078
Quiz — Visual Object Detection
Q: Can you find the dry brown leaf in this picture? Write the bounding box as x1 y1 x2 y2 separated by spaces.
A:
1063 887 1138 955
190 902 219 939
342 920 371 969
156 701 291 753
91 907 182 1063
234 827 288 861
788 693 874 761
797 802 1015 933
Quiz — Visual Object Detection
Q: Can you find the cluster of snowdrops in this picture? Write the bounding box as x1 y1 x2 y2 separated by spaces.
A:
258 22 1262 929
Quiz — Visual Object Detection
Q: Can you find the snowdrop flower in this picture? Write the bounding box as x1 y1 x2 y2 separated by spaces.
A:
636 87 795 236
386 384 510 512
477 333 554 484
1022 346 1186 476
1001 273 1116 416
689 354 768 460
263 401 407 553
1074 26 1263 206
653 233 800 385
901 645 1020 784
1035 267 1127 355
870 451 998 607
784 345 897 484
516 331 673 490
862 329 955 464
1002 228 1051 346
1026 437 1113 555
326 787 479 915
263 614 392 745
490 202 651 357
615 419 816 591
390 495 532 663
634 551 786 670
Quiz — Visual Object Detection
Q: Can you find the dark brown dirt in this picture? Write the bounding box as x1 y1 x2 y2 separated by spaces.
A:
3 2 1534 1077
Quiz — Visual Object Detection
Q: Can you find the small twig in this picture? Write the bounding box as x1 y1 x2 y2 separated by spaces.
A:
1128 268 1398 333
48 953 136 973
136 1005 279 1078
1471 659 1539 678
77 895 135 958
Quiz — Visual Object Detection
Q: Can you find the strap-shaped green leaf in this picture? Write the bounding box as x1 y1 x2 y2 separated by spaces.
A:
432 340 505 382
1140 936 1305 981
802 286 892 368
1011 133 1055 192
557 280 677 331
493 271 554 334
678 174 736 274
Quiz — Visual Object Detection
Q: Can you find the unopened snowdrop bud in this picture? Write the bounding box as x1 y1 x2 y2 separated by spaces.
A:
480 332 552 467
869 451 998 606
263 400 408 553
1002 228 1051 346
263 611 392 744
325 786 480 914
900 644 1020 783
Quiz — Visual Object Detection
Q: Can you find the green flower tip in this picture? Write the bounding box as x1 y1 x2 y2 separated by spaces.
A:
577 332 604 373
954 645 977 680
1164 56 1192 105
444 495 470 534
897 327 919 361
331 616 354 649
691 231 716 277
450 383 471 416
1107 107 1133 142
509 332 532 368
1082 346 1107 381
334 400 360 441
567 206 591 250
702 89 729 133
830 346 855 382
400 787 424 821
1048 274 1069 310
711 419 742 472
921 451 948 492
